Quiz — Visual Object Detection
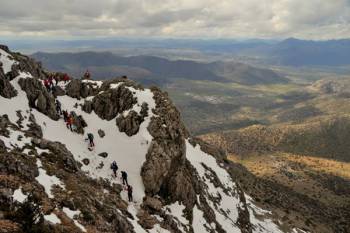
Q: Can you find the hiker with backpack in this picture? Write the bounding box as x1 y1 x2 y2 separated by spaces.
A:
127 185 133 202
55 99 62 115
63 110 68 122
87 133 95 147
121 171 128 185
44 79 51 92
63 73 70 83
66 114 73 132
110 161 118 177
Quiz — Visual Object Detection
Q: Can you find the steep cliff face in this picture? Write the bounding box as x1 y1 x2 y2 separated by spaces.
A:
0 45 303 233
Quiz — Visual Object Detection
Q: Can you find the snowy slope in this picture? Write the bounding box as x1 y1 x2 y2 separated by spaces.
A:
0 48 305 233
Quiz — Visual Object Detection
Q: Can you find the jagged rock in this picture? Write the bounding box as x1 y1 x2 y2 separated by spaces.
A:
98 129 105 138
141 139 186 195
18 78 59 120
27 114 43 138
165 162 198 209
0 72 17 98
137 209 158 229
98 152 108 158
31 138 79 172
112 212 135 233
141 87 188 197
142 196 163 212
52 85 65 97
82 100 93 114
0 153 38 180
116 111 143 136
66 79 100 99
92 87 137 120
64 79 80 99
10 52 46 80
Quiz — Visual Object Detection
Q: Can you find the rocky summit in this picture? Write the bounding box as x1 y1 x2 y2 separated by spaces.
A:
0 45 305 233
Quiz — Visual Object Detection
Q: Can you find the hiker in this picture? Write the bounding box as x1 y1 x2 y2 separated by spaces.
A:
54 74 59 86
87 133 94 147
66 114 73 132
55 99 62 115
121 171 128 185
127 185 133 202
48 75 54 89
63 73 70 83
83 70 91 80
110 161 118 177
44 79 51 92
63 110 68 122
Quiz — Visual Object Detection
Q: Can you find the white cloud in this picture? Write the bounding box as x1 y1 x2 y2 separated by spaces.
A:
0 0 349 39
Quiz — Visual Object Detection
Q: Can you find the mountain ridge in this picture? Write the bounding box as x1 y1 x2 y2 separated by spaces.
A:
0 45 303 233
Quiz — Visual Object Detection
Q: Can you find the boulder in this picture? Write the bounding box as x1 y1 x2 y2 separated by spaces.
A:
142 196 163 212
98 129 105 138
98 152 108 158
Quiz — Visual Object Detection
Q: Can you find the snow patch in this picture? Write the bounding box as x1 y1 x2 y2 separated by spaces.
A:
62 207 86 232
35 159 65 199
44 212 61 224
12 187 28 203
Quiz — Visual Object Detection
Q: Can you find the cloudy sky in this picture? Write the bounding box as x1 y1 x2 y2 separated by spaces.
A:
0 0 349 40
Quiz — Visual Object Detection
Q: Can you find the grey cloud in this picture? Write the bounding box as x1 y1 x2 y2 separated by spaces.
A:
0 0 349 39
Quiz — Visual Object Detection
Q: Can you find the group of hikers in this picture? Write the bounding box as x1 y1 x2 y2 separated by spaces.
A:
51 72 134 202
43 73 71 93
111 161 133 202
55 99 78 133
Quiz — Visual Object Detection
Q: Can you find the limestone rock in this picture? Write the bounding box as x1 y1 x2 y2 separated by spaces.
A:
92 87 137 120
142 196 163 212
66 79 100 99
52 85 65 97
18 78 58 121
0 72 17 98
116 111 143 136
31 138 79 172
82 100 93 114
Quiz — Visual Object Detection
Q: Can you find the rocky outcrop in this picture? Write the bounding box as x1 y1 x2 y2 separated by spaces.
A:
141 87 190 200
18 78 58 120
66 79 100 99
52 85 65 97
91 87 137 121
0 72 17 98
31 138 80 172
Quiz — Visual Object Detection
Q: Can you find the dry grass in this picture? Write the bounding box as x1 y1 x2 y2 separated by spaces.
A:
228 152 350 207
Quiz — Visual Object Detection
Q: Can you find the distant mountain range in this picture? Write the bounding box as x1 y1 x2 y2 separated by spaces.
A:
31 52 288 86
264 38 350 66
